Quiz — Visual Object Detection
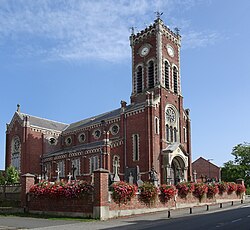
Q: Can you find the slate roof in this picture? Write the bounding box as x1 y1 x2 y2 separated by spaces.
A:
65 102 145 132
43 140 105 157
17 112 68 132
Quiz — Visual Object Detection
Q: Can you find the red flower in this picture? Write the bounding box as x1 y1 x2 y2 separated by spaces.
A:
159 184 176 203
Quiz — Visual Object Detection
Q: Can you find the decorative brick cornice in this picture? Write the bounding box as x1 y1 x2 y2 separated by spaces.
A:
63 118 120 136
54 154 67 160
110 140 124 148
125 108 145 118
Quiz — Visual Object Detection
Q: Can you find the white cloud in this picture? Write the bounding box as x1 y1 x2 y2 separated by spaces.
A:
0 0 221 62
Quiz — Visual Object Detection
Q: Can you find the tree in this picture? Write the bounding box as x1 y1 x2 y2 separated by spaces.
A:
5 166 19 184
221 143 250 186
0 171 5 185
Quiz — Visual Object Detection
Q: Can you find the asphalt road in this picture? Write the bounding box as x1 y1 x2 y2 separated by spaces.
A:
107 205 250 230
0 202 250 229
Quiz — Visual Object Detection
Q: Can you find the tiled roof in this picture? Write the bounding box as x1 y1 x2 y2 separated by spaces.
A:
43 140 105 157
18 112 68 131
65 102 145 132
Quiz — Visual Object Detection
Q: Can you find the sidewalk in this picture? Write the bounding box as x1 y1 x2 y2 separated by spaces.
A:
31 198 250 230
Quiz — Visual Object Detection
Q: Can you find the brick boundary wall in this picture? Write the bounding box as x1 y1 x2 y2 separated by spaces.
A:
22 172 245 220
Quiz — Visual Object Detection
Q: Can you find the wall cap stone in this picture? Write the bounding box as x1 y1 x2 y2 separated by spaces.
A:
21 173 36 177
94 168 109 173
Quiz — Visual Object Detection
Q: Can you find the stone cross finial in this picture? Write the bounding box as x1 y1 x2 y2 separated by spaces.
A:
155 11 163 19
56 167 61 182
17 104 20 113
67 172 73 183
129 172 134 185
113 160 120 182
130 26 136 35
174 27 180 36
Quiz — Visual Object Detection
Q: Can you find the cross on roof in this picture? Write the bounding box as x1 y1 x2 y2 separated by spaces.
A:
155 11 163 19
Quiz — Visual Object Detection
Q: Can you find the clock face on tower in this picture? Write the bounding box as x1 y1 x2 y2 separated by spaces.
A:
139 45 150 57
166 44 175 57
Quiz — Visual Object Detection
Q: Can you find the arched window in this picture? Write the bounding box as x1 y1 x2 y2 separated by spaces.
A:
165 105 179 143
166 125 170 141
155 117 159 134
148 61 154 89
170 127 173 142
174 128 177 142
165 61 170 89
136 66 143 93
132 134 139 161
11 136 21 171
173 66 178 94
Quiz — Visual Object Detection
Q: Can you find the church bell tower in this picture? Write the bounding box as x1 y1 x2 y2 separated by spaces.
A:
130 16 182 104
129 15 192 184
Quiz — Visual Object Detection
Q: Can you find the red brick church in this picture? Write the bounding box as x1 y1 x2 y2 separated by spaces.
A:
5 16 192 185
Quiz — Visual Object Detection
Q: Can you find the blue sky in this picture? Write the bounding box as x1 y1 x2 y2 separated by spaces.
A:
1 0 250 170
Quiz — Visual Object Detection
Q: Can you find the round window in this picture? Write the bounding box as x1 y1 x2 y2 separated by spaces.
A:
110 124 119 135
49 137 57 145
78 133 86 143
65 136 72 146
93 129 101 139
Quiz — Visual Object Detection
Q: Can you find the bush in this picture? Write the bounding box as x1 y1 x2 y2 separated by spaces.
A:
217 182 227 195
227 182 237 194
193 183 208 200
176 182 194 198
159 184 176 203
29 180 94 199
246 187 250 195
110 181 137 205
139 182 158 205
207 183 219 198
5 166 19 184
236 184 246 196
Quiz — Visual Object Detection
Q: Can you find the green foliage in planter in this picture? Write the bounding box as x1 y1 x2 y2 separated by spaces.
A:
139 182 158 205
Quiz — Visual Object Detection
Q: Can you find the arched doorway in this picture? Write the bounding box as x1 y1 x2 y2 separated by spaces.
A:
170 156 185 185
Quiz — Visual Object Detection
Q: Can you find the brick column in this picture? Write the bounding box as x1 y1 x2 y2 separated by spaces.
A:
93 168 109 220
21 173 35 210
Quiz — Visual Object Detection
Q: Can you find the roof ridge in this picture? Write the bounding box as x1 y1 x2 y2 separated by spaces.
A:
19 112 68 125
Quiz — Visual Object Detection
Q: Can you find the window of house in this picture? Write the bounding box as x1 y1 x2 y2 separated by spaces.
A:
57 161 65 177
72 158 80 176
11 136 21 171
170 127 173 142
166 125 170 142
148 61 154 89
174 127 177 142
165 61 170 89
173 66 178 94
78 133 86 143
90 156 99 173
155 117 159 134
93 129 101 139
136 66 143 93
132 134 139 161
183 127 187 143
